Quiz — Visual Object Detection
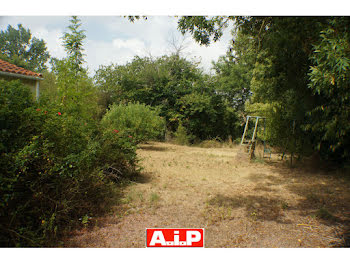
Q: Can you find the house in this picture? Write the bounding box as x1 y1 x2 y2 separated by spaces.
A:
0 59 44 101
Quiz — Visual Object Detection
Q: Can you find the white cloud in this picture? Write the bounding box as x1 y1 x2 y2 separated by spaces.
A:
85 16 233 74
0 16 233 75
112 38 146 53
31 27 65 60
185 28 233 73
86 38 144 74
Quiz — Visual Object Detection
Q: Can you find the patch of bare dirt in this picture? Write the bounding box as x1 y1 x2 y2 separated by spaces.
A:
64 142 350 247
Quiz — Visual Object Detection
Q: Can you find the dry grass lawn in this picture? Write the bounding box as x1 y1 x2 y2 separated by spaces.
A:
64 142 350 247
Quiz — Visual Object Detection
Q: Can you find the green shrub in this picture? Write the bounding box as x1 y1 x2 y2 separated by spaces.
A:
0 81 138 246
176 92 241 142
173 121 194 145
0 80 37 153
101 103 165 143
99 124 138 173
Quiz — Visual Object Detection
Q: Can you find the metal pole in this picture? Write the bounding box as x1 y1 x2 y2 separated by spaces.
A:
241 116 250 145
36 80 40 102
251 117 259 143
249 117 259 157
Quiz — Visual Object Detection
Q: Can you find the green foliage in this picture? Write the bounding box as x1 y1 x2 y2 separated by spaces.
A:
178 91 239 140
197 16 346 160
183 16 350 162
245 102 313 156
61 16 86 73
0 24 50 72
95 54 240 141
0 87 138 246
0 17 138 247
0 80 36 153
308 17 350 160
213 30 255 112
177 16 234 46
50 17 101 120
178 92 213 139
51 58 100 119
94 55 202 108
173 121 194 145
39 71 59 104
101 103 165 143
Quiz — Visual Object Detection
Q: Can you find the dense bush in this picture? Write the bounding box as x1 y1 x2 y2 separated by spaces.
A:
0 80 37 152
173 121 194 145
0 17 142 247
0 80 138 247
95 55 242 142
101 103 165 143
177 92 240 141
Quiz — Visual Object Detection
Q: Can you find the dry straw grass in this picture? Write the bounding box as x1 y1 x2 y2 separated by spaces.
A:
64 142 350 247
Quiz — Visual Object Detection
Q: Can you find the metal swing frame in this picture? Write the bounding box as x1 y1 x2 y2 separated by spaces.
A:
240 115 271 159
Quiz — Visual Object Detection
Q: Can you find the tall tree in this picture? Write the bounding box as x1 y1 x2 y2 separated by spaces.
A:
212 30 255 113
0 24 50 72
179 16 350 161
61 16 86 74
51 16 98 119
308 17 350 160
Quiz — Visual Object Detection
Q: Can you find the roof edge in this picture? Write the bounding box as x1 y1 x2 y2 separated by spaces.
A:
0 70 44 81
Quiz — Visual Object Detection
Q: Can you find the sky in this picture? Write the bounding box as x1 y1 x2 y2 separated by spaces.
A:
0 0 345 76
0 16 234 75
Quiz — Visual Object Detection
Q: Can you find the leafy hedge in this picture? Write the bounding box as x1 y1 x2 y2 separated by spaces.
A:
0 80 138 246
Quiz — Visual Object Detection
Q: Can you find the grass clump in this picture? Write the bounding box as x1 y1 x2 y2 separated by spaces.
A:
150 192 160 203
197 139 223 148
315 207 334 220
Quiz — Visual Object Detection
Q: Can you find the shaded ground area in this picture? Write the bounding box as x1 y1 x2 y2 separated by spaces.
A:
64 142 350 247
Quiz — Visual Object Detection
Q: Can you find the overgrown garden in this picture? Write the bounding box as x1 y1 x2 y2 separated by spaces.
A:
0 16 349 246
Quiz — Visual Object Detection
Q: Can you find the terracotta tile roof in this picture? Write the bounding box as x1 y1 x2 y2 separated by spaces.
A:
0 59 43 78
